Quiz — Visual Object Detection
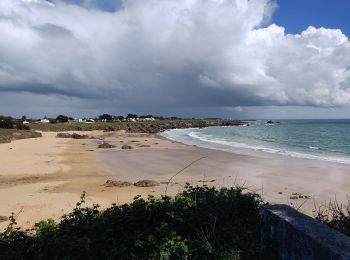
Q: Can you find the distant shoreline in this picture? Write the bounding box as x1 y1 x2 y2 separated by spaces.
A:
29 119 245 133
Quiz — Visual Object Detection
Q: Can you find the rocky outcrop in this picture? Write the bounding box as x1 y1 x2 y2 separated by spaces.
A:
121 144 133 150
103 180 132 187
56 133 89 139
0 216 8 222
0 130 42 143
98 142 116 149
134 180 160 187
266 121 280 124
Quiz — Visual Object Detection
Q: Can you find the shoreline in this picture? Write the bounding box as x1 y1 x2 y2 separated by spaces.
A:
161 127 350 165
98 131 350 216
1 129 350 230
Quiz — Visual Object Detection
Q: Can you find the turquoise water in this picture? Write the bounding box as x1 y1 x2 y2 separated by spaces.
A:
162 120 350 164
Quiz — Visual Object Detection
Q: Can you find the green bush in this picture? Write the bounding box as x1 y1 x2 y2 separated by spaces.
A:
0 116 15 129
98 114 113 121
16 122 30 130
0 185 263 259
0 116 31 130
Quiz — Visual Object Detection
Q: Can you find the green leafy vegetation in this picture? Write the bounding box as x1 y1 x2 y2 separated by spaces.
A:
55 115 69 123
98 113 113 121
0 116 30 130
0 185 264 259
0 116 40 143
0 116 15 129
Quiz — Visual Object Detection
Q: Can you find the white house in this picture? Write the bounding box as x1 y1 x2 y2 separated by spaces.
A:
142 117 155 121
40 119 50 124
23 120 30 124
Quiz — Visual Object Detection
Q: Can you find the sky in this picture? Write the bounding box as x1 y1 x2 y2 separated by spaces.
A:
0 0 349 119
274 0 350 37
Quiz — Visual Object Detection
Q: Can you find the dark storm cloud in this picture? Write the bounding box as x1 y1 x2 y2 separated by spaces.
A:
0 0 350 117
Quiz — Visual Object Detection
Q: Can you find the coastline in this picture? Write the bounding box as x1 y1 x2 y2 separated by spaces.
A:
1 129 350 230
98 131 350 215
161 126 350 165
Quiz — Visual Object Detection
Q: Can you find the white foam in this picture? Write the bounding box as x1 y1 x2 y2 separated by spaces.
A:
162 129 350 165
309 146 319 150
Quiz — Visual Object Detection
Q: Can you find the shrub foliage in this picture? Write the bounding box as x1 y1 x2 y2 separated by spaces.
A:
0 185 263 259
0 116 30 130
315 198 350 237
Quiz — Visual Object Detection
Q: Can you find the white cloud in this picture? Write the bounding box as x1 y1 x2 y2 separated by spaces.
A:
0 0 349 115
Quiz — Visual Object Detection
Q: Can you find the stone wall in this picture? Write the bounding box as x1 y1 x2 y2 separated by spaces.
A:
261 204 350 260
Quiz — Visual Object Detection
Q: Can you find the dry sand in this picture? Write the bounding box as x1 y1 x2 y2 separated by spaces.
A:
1 130 350 230
0 131 173 230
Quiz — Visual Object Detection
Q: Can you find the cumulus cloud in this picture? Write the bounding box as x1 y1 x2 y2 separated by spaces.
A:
0 0 349 116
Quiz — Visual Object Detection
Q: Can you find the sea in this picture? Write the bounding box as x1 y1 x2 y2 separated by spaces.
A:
161 119 350 165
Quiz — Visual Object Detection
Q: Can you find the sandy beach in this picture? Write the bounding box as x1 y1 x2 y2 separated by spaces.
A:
97 133 350 213
1 130 350 230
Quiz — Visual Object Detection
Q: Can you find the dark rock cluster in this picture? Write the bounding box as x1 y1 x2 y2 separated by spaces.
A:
56 133 89 139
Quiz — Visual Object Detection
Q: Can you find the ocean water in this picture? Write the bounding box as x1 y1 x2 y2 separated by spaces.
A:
162 119 350 164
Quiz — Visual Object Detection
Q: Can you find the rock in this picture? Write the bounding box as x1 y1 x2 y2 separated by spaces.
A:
134 180 160 187
266 120 280 124
121 144 133 150
56 133 89 139
71 133 89 139
56 133 72 138
103 180 132 187
98 142 116 149
0 216 8 222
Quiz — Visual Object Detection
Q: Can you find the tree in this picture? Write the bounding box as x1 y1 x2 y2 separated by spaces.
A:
56 115 69 123
139 114 154 119
98 114 113 121
0 116 14 129
126 113 138 119
114 115 124 121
